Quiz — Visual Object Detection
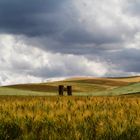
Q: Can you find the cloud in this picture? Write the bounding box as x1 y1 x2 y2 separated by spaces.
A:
125 0 140 16
16 0 140 55
0 0 70 36
0 34 109 85
0 0 140 85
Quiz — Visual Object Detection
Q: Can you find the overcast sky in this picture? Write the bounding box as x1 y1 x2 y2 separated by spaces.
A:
0 0 140 85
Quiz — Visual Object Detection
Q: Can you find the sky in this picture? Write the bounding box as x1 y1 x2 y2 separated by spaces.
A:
0 0 140 85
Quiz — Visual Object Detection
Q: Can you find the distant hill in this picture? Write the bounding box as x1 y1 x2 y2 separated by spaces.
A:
0 76 140 96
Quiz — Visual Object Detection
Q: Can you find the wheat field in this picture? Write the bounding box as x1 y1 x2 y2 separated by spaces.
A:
1 76 140 96
0 96 140 140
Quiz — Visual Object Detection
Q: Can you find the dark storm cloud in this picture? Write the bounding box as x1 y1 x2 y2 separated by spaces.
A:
114 49 140 73
0 0 124 45
58 27 122 45
0 0 68 36
92 48 140 73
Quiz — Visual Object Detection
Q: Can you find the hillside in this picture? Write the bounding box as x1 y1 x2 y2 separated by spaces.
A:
0 76 140 96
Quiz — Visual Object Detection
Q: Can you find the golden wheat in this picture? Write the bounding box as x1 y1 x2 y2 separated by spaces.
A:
0 96 140 140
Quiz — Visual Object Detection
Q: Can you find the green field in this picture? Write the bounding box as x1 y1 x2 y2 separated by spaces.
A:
1 76 140 96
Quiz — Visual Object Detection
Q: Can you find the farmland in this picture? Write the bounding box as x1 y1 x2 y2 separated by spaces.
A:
0 96 140 140
0 76 140 140
1 76 140 96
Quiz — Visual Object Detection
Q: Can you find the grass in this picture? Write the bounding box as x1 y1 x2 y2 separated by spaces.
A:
0 96 140 140
0 76 140 96
0 87 57 96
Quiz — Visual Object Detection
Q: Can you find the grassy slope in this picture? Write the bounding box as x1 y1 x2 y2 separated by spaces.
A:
0 76 140 96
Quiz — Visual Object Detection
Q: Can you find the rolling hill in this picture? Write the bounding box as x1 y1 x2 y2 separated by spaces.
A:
0 76 140 96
